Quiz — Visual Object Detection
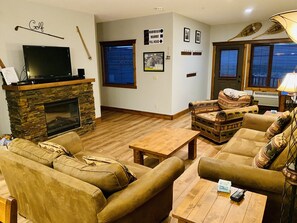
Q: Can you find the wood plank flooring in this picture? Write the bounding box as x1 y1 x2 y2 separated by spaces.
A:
0 110 222 223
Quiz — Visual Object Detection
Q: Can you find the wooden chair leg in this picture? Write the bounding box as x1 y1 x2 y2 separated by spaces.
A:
0 196 17 223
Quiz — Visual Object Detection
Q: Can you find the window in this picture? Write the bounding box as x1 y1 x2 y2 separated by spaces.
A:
249 42 297 89
100 40 136 88
219 49 239 78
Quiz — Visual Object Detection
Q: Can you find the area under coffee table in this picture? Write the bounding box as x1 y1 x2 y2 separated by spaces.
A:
129 128 200 165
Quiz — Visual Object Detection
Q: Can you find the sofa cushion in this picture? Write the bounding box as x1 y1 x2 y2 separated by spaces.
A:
53 155 130 194
8 138 64 167
75 150 151 179
218 90 251 110
253 133 287 169
216 152 254 166
265 111 291 140
221 136 266 158
82 155 137 183
195 111 218 122
233 128 268 143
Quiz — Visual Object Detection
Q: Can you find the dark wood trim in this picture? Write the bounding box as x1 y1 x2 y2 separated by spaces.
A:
245 44 252 89
102 83 137 89
211 46 216 99
186 73 196 78
172 108 190 119
192 52 202 56
101 106 189 120
100 39 136 46
213 38 292 46
241 44 247 90
2 78 95 91
181 51 192 55
100 39 137 89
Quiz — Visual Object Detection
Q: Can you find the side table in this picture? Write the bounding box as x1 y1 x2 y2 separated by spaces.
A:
172 179 267 223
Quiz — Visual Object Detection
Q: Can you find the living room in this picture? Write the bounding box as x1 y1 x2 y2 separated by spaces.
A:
1 0 297 222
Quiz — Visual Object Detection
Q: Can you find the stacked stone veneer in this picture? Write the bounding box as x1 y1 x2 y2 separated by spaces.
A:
5 82 95 142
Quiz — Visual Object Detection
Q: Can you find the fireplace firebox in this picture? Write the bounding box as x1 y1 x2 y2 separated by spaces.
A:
45 98 80 136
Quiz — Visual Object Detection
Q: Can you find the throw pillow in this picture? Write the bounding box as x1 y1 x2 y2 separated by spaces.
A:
253 133 287 168
83 155 137 183
38 141 71 156
8 138 63 167
217 91 251 110
265 111 291 140
53 155 131 194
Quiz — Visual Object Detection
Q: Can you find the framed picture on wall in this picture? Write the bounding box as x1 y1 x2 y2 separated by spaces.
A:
143 52 164 72
195 30 201 44
184 27 190 42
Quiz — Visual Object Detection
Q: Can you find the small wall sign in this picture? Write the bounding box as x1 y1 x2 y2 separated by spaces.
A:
144 28 164 45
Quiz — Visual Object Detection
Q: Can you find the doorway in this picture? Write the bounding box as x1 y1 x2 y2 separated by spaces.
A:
212 44 245 99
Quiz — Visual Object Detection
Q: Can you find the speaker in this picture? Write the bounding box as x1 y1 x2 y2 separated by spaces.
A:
78 68 85 78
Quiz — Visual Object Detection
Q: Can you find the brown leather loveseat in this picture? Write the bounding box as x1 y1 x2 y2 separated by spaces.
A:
198 110 296 222
0 132 185 223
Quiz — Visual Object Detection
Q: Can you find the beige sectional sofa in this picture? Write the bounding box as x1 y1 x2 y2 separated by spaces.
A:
0 132 185 223
198 112 296 222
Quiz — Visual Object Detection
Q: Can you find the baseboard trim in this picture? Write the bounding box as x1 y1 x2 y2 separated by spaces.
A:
101 106 189 120
95 117 102 125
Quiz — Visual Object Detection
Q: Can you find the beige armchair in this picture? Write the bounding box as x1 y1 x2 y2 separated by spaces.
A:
189 90 258 143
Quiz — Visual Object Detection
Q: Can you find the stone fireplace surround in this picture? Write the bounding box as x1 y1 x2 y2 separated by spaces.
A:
2 79 96 142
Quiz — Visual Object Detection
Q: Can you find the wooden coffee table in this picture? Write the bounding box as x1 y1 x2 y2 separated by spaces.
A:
129 128 200 164
172 179 267 223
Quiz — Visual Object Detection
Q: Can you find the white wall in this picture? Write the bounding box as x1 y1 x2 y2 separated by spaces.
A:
172 14 210 114
207 20 289 100
97 13 174 115
97 13 211 115
0 0 101 135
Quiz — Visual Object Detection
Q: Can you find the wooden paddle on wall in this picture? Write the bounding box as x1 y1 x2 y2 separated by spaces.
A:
76 26 92 60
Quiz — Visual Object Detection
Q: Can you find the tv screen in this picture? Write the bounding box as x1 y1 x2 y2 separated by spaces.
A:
23 45 72 81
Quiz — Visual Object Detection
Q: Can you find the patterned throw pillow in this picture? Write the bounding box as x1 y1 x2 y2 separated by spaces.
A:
38 141 71 156
253 133 287 168
265 111 291 140
53 155 131 194
83 155 137 183
217 91 251 110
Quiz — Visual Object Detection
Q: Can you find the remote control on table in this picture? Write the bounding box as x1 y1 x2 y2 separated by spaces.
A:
230 189 246 202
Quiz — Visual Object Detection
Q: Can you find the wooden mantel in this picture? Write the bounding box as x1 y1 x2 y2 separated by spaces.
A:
2 78 95 91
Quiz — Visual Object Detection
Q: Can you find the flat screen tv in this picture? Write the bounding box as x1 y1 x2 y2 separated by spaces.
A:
23 45 72 82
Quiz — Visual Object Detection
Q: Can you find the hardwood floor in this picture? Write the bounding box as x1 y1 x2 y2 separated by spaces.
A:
0 110 221 223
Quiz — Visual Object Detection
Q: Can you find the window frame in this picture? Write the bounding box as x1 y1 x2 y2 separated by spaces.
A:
100 39 137 89
245 38 294 92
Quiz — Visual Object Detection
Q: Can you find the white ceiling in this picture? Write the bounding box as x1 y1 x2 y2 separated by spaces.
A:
28 0 297 25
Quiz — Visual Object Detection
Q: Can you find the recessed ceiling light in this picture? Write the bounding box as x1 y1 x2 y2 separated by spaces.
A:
244 8 253 14
154 7 164 11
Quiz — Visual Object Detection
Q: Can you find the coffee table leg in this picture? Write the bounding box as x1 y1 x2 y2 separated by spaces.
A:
133 150 144 165
188 138 197 160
